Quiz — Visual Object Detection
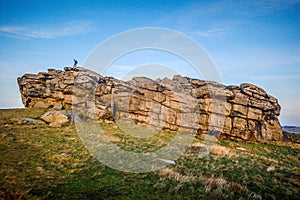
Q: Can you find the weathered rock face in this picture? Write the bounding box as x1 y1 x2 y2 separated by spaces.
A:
18 67 284 141
17 67 77 109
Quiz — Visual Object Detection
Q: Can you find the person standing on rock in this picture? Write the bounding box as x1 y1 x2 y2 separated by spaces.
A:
73 59 78 67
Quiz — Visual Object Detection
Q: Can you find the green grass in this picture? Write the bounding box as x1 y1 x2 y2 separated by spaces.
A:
0 108 299 199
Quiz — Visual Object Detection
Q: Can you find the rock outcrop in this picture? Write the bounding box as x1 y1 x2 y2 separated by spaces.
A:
18 67 284 141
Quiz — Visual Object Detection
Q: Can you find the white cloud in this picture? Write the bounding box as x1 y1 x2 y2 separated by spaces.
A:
0 20 97 39
153 0 300 38
192 27 230 38
233 0 300 15
252 74 300 81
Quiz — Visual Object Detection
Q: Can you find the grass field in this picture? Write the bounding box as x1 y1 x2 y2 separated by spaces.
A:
0 108 299 199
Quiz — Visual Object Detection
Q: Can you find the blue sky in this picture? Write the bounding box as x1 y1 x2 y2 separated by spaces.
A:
0 0 299 126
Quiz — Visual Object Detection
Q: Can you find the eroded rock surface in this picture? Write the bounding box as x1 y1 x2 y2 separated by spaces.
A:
18 67 284 141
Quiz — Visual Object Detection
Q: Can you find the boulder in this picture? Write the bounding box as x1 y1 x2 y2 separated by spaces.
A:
12 117 46 125
41 110 73 124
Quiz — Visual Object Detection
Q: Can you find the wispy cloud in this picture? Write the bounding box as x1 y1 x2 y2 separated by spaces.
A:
153 0 300 38
0 20 97 39
252 74 300 81
0 49 71 55
192 27 230 38
233 0 300 15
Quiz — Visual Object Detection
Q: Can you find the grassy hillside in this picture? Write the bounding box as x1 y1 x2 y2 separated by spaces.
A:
0 108 299 200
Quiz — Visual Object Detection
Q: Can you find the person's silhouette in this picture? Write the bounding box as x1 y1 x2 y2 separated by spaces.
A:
73 59 78 67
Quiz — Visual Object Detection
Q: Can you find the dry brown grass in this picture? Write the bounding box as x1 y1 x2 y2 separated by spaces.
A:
158 167 262 199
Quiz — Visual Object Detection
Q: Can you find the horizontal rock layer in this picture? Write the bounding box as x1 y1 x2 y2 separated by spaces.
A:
18 67 284 141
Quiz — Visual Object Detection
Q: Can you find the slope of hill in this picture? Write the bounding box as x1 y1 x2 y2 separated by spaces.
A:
0 108 299 199
282 126 300 134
